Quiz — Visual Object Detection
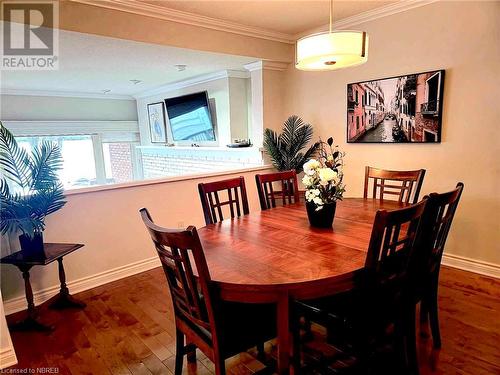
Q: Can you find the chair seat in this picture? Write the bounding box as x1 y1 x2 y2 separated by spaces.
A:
218 301 277 357
181 300 277 359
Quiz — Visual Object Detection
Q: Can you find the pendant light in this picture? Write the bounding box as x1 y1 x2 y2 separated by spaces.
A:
296 0 369 71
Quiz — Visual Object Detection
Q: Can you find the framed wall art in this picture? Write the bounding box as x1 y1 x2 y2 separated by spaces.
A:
347 70 445 143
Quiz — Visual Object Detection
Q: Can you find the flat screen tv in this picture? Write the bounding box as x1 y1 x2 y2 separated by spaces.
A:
164 91 216 142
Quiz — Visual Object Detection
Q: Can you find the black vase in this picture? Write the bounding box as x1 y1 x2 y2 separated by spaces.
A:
19 232 45 257
306 201 337 228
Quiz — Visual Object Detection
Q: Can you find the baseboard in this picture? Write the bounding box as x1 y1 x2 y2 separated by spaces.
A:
0 346 17 369
3 256 161 316
442 253 500 279
3 252 498 316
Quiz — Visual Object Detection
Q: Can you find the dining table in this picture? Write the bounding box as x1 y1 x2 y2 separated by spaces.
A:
196 197 406 374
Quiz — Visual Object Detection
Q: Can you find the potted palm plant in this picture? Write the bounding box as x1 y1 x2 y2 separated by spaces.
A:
263 115 320 173
0 123 66 256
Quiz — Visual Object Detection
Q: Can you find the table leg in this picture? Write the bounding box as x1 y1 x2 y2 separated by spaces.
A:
9 266 53 332
48 257 86 310
276 293 291 375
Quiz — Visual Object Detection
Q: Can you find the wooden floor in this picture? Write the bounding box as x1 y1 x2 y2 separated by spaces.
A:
6 266 500 375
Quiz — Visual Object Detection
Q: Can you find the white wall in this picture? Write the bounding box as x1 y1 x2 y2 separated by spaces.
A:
0 95 138 121
136 75 250 147
283 1 500 266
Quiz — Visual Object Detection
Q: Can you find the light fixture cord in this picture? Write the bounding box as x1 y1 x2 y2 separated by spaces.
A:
329 0 333 34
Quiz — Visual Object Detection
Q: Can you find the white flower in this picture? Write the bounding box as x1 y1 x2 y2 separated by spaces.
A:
301 175 312 187
313 197 323 205
303 159 320 176
318 168 338 184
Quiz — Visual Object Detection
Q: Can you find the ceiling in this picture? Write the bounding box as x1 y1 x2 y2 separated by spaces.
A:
146 0 397 35
0 29 256 98
1 1 401 98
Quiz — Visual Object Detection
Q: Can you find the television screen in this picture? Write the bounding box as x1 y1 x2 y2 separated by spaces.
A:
164 91 216 142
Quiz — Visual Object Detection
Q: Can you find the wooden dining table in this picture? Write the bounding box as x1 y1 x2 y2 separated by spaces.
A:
196 198 406 374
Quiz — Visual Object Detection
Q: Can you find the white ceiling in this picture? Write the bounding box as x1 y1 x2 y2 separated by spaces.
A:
0 29 257 98
145 0 397 35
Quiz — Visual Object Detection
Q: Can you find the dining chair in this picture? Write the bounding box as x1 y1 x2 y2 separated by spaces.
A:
415 182 464 349
293 199 428 374
364 166 426 204
198 176 249 225
140 208 276 375
255 170 300 210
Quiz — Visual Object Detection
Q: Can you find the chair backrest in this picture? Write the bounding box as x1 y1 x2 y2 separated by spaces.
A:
140 208 217 336
365 199 427 291
255 170 300 210
417 183 464 277
198 176 249 225
364 166 426 204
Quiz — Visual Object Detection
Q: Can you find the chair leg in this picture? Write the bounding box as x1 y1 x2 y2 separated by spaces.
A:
214 354 226 375
186 346 197 363
256 342 266 362
429 290 442 349
405 306 419 375
419 299 429 338
175 330 185 375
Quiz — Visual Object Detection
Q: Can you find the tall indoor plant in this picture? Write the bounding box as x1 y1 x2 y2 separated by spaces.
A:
0 123 66 254
302 137 346 228
263 115 320 173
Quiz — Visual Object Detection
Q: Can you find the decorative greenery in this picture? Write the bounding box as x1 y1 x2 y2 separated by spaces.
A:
263 115 320 173
302 137 346 210
0 123 66 238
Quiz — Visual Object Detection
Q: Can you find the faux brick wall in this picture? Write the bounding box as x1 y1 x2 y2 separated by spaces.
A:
108 143 133 183
140 148 263 180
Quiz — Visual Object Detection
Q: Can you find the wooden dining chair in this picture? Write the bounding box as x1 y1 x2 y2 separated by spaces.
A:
140 208 276 375
255 170 300 210
364 166 426 204
198 176 249 225
293 199 428 374
415 183 464 349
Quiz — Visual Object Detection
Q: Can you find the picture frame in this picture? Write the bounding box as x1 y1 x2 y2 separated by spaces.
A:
147 102 167 143
346 69 445 143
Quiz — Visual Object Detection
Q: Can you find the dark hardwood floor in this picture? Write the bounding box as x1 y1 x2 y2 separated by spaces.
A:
6 266 500 374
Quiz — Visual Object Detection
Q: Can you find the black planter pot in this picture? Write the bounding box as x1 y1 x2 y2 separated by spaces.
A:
306 201 337 228
19 232 45 257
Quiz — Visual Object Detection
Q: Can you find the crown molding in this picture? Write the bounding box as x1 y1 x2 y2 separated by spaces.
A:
1 88 135 100
133 69 249 99
71 0 295 44
295 0 439 39
244 60 289 72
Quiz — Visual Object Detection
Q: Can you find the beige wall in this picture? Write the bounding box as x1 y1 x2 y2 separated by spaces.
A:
0 168 271 303
283 1 500 265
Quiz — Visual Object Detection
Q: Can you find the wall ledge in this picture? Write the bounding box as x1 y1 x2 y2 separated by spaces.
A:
64 165 272 197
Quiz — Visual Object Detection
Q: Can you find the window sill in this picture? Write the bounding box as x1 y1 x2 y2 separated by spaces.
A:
64 165 273 196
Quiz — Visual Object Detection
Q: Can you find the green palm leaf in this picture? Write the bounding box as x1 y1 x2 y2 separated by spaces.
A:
263 115 320 173
0 123 31 188
0 123 66 238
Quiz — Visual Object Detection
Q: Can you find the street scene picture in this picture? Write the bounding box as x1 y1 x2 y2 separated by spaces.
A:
347 70 444 143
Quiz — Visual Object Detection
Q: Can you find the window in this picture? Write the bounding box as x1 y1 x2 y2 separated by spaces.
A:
356 116 359 130
8 119 142 191
17 135 97 189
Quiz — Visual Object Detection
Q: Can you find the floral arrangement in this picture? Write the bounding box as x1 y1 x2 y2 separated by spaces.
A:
302 137 345 210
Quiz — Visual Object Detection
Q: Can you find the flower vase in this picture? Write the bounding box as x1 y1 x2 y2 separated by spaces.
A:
306 201 337 228
19 232 45 257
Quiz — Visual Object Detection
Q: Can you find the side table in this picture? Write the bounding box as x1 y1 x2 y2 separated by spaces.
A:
1 243 86 331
